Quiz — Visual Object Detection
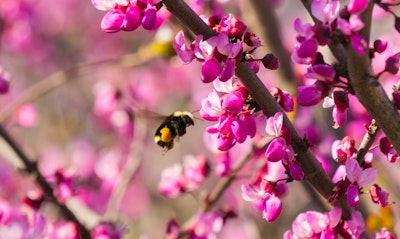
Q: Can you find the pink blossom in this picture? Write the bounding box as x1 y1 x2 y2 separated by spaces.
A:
293 18 314 42
297 81 329 106
350 34 368 55
345 159 377 207
101 8 124 32
142 5 157 30
265 137 287 162
369 184 390 207
311 0 340 24
200 89 224 121
158 164 184 197
304 64 336 84
183 155 209 190
269 87 294 112
123 5 142 31
219 14 247 38
201 58 221 83
241 182 282 222
0 66 11 94
14 104 38 128
191 212 224 238
375 228 395 239
91 222 124 239
222 91 244 114
347 0 368 14
289 207 342 238
292 38 319 64
173 31 195 63
264 112 283 138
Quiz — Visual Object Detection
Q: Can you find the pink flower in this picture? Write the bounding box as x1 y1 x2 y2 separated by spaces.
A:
200 90 224 121
292 39 319 64
158 164 184 197
375 228 395 239
345 159 377 207
297 81 329 106
304 64 336 84
369 184 389 207
311 0 340 24
289 207 342 238
265 138 287 162
201 58 221 83
0 66 11 94
101 8 125 32
347 0 368 14
191 212 224 238
241 182 282 222
219 14 247 38
142 5 157 30
269 87 294 112
264 112 284 138
183 155 209 190
92 222 124 239
123 5 142 31
173 31 195 63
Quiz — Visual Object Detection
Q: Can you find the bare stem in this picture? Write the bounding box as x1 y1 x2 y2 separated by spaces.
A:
0 124 91 239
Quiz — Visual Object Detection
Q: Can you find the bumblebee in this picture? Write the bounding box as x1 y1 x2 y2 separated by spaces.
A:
154 111 194 151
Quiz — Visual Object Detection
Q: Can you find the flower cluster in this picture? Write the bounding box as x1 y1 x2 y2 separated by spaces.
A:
174 14 269 83
92 0 164 32
158 155 209 197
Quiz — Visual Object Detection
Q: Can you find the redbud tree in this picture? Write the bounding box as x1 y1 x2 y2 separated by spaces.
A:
0 0 399 238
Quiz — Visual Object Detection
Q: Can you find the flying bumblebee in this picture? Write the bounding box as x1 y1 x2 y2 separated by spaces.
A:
154 111 194 151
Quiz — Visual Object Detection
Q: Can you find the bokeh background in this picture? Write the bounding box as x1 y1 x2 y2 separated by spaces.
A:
0 0 399 238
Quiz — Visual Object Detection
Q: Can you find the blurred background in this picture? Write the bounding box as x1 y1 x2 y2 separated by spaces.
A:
0 0 399 238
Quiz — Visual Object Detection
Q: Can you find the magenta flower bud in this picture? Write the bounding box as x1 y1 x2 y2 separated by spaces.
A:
297 81 328 106
231 118 247 143
201 58 221 83
101 9 124 33
289 162 304 181
305 64 336 83
219 58 235 82
263 195 282 222
92 222 124 239
123 5 142 31
351 34 367 55
269 87 294 112
222 91 243 114
243 32 262 48
373 39 388 54
312 23 331 45
214 152 230 176
297 38 318 58
385 52 400 74
395 17 400 33
332 107 347 128
369 184 389 207
142 6 157 30
393 88 400 110
347 184 360 207
208 15 221 28
333 90 349 112
0 67 10 94
347 0 368 14
265 137 287 162
379 137 392 155
261 53 279 70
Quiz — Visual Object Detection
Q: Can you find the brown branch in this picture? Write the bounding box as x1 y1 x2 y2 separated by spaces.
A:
345 2 400 154
0 124 91 239
301 0 400 154
163 0 351 218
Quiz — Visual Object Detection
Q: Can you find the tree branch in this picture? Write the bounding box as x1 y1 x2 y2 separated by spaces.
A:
162 0 351 218
0 125 91 239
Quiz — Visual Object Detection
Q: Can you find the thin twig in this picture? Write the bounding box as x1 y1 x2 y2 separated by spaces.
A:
0 124 91 239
